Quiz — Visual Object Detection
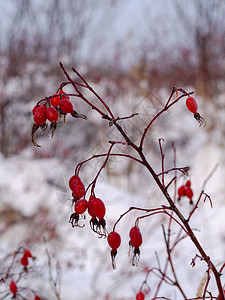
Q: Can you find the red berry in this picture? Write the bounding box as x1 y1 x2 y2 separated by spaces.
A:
59 99 73 113
10 281 17 295
91 198 106 219
107 232 121 250
21 255 28 267
136 291 145 300
129 226 140 239
75 199 88 214
88 195 96 217
59 89 70 100
46 107 58 122
32 105 40 115
185 180 191 187
186 96 198 114
185 187 193 200
33 105 47 125
130 226 142 248
69 175 79 191
35 296 42 300
178 185 186 198
51 93 60 107
72 180 85 200
24 248 32 258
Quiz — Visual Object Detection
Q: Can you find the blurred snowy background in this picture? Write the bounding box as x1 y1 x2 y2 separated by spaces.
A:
0 0 225 299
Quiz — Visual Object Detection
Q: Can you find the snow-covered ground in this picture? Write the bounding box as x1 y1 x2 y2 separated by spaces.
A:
0 85 225 300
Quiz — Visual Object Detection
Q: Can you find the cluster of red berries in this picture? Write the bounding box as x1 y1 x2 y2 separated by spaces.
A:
9 249 41 299
32 89 74 126
107 225 143 269
185 96 206 126
178 180 194 204
31 89 87 147
67 174 144 269
68 175 107 235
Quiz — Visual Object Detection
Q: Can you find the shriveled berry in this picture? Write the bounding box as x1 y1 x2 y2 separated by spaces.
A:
21 255 28 267
46 107 58 122
186 96 198 114
107 232 121 250
51 93 60 107
10 281 17 295
33 105 47 125
75 199 88 214
59 99 73 113
91 198 106 219
136 291 145 300
130 226 142 248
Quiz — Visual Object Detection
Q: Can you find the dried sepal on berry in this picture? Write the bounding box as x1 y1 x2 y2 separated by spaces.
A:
31 123 41 147
194 112 206 127
69 212 85 228
71 110 87 120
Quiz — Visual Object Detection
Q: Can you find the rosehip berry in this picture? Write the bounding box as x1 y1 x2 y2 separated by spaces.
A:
51 93 60 107
178 185 186 198
33 105 47 125
72 180 85 200
185 180 191 187
32 105 40 115
35 296 42 300
46 107 58 122
23 249 32 258
21 255 29 267
136 291 145 300
186 96 198 114
88 195 96 217
10 281 17 295
130 226 142 248
107 231 121 250
185 187 193 200
59 89 70 100
69 175 79 191
59 99 73 113
75 199 88 214
91 198 106 219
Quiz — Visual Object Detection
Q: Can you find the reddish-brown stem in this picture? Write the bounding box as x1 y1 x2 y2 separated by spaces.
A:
158 138 165 186
59 62 107 117
75 152 143 175
71 66 115 119
139 89 194 151
162 225 187 299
